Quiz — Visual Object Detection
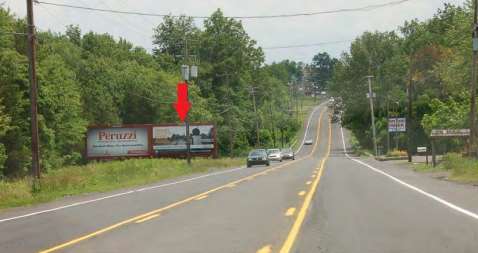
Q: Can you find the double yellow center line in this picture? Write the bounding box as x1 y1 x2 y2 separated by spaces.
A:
279 118 332 253
39 109 326 253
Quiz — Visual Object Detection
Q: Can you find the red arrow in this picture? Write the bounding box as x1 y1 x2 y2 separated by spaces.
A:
173 82 191 122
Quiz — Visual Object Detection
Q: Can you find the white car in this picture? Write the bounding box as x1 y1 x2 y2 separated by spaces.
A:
304 139 313 145
267 149 283 162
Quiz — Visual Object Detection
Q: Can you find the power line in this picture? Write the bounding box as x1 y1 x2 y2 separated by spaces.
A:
36 0 414 20
263 40 353 50
0 30 28 36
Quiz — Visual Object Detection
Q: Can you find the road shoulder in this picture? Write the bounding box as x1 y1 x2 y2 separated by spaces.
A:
359 156 478 215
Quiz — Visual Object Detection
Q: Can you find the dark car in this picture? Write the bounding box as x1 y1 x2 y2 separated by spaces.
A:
281 148 295 160
247 149 270 167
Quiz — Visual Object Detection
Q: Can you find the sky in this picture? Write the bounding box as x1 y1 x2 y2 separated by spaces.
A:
1 0 468 63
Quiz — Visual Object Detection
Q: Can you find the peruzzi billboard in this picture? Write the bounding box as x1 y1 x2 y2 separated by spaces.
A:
86 124 216 159
153 124 216 156
86 126 150 159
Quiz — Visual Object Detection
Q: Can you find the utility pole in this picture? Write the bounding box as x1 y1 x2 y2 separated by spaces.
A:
470 0 478 157
386 98 391 153
407 57 414 162
314 84 318 103
26 0 41 181
269 102 276 148
366 75 378 157
251 87 260 147
183 38 191 165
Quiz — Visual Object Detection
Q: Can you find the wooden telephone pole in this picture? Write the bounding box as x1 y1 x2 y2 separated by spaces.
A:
250 87 260 147
470 0 478 157
366 75 378 157
26 0 41 181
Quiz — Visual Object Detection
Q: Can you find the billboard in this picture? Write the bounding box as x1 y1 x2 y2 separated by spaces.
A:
388 118 406 132
87 126 150 159
430 129 470 137
152 124 216 156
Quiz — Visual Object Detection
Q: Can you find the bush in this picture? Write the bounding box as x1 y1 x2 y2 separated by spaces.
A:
386 149 407 157
0 178 33 208
0 144 6 176
441 153 478 183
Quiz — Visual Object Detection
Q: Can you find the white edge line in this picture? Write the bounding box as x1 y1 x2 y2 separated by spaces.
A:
295 102 325 154
339 126 478 221
0 166 244 224
0 104 323 224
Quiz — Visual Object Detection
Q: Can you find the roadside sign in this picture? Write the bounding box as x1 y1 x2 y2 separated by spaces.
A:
181 65 190 81
388 118 397 132
388 118 406 132
366 92 376 99
397 118 406 132
152 124 217 157
417 147 427 153
430 129 470 137
86 126 150 159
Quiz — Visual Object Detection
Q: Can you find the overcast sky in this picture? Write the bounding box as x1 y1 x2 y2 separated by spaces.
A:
1 0 468 63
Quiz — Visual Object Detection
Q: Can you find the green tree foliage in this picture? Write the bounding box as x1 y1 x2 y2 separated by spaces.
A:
330 3 475 153
309 52 337 90
0 7 304 176
153 10 301 155
0 100 10 175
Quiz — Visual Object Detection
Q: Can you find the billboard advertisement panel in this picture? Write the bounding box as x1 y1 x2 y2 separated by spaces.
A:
152 124 215 156
87 126 150 159
388 118 406 132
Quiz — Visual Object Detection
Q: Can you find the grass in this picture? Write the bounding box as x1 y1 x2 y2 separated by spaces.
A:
386 149 407 157
413 153 478 183
290 96 319 151
413 163 446 173
0 158 243 210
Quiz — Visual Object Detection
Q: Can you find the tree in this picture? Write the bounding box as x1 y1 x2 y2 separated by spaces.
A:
0 5 304 176
152 15 200 70
37 54 87 168
0 100 10 175
310 52 336 90
329 2 476 154
197 9 264 154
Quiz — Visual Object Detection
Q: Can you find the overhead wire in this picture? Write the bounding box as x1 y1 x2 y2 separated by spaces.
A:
0 31 28 36
31 0 416 51
35 0 415 19
94 0 153 38
262 40 353 50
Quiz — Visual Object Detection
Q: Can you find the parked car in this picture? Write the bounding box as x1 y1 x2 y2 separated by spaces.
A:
247 149 270 167
267 148 283 162
281 148 295 160
304 139 313 145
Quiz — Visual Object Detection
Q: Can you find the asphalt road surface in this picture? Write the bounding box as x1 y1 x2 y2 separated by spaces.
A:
1 103 478 253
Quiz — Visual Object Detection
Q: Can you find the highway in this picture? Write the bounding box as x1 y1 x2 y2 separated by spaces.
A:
1 103 478 253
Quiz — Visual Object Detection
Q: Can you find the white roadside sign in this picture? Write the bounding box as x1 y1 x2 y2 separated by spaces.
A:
87 127 149 158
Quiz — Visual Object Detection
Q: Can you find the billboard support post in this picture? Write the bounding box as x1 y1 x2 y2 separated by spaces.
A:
186 115 191 165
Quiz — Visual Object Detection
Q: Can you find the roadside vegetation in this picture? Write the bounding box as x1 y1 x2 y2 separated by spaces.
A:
414 153 478 184
0 158 243 210
348 133 373 157
0 5 334 209
328 3 474 156
413 153 478 184
0 7 308 178
324 2 478 186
